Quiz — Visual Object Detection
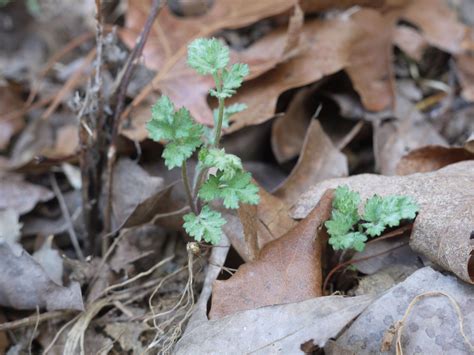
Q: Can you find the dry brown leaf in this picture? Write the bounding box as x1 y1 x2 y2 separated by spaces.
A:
274 120 348 206
401 0 472 54
372 111 447 175
228 8 401 132
292 161 474 284
0 173 53 215
300 0 408 13
223 183 297 261
111 158 166 229
393 25 428 61
0 241 84 311
344 8 397 112
209 190 333 319
456 53 474 102
271 85 318 163
0 85 24 150
176 295 374 354
396 145 474 175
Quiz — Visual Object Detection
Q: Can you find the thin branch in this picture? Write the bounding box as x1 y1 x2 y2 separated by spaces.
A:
50 173 85 261
0 310 74 332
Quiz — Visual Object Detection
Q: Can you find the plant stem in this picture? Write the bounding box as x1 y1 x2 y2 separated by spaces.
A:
182 162 197 214
213 98 225 147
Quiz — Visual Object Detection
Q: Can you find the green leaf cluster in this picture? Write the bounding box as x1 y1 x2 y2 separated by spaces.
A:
325 186 418 252
147 96 203 169
146 37 258 245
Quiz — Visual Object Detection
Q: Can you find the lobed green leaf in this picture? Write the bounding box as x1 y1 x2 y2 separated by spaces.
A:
187 38 229 75
183 206 226 244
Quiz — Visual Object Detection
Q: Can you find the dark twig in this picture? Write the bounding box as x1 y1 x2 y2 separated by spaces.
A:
50 173 85 261
103 0 163 237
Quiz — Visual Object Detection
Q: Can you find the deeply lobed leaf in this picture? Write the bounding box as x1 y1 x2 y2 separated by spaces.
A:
187 38 229 75
199 170 260 209
146 95 204 169
183 206 226 244
199 148 242 180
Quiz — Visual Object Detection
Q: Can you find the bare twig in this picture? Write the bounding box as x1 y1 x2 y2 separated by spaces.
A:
50 173 85 261
0 310 74 332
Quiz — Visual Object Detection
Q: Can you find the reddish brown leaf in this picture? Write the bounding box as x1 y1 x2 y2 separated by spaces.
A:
456 53 474 102
396 145 474 175
274 120 348 206
209 190 333 319
0 85 25 150
224 183 297 261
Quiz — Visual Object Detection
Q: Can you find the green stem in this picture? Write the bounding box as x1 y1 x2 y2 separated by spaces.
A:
213 97 225 147
182 162 197 214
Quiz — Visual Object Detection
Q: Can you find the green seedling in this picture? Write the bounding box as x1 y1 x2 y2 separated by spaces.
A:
146 38 259 245
325 186 419 252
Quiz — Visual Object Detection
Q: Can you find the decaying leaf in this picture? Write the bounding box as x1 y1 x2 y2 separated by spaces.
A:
396 145 474 175
0 85 25 150
111 158 166 229
333 267 474 354
274 120 348 206
352 236 420 275
0 240 83 311
271 85 319 164
0 173 53 215
372 113 447 175
0 209 22 244
292 161 474 284
176 295 374 354
456 53 474 102
223 181 297 261
210 191 333 319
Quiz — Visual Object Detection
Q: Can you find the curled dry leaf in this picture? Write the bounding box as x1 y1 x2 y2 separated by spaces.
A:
372 109 447 175
0 240 83 311
271 85 319 164
352 236 420 275
111 158 167 229
333 268 474 354
396 145 474 175
209 191 333 319
176 295 374 354
456 53 474 102
226 182 297 261
0 85 24 150
0 173 53 215
292 161 474 284
273 120 348 206
393 25 428 61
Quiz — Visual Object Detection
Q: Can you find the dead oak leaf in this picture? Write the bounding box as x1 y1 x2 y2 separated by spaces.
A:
209 190 333 319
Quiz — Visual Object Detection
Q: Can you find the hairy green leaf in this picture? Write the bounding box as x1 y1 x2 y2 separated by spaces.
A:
211 63 249 98
146 96 204 169
199 170 259 209
183 206 226 244
187 38 229 75
199 148 242 180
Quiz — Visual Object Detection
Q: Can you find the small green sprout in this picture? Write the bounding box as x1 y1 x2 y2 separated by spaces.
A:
146 38 259 245
325 186 419 252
